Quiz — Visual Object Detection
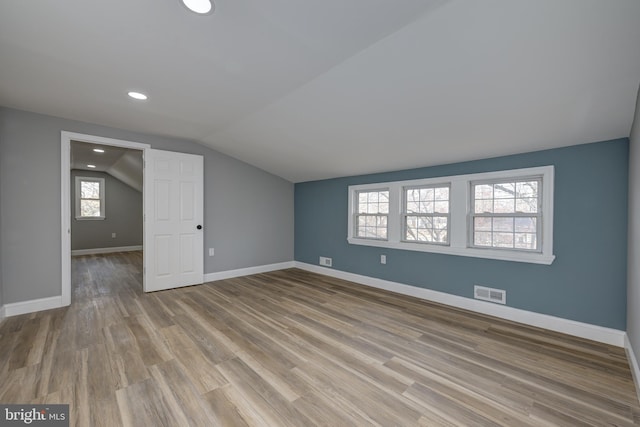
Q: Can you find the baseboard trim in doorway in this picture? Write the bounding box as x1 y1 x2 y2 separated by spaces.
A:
625 334 640 404
204 261 295 283
3 296 64 317
71 245 143 256
294 262 626 347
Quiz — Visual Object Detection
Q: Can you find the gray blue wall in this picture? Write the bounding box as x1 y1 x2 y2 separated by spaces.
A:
627 87 640 372
0 107 294 304
71 170 143 251
295 139 629 330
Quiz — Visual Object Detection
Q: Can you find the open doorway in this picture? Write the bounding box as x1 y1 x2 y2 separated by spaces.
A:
70 141 144 301
61 131 204 305
71 141 143 254
61 132 150 306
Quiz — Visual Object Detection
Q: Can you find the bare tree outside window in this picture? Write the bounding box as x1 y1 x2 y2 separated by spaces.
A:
347 166 553 264
80 181 102 217
472 179 540 251
403 185 450 244
355 190 389 239
75 176 105 219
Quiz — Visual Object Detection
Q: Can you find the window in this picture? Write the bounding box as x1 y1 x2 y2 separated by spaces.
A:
75 176 105 220
403 185 450 244
471 178 541 251
355 189 389 240
347 166 555 264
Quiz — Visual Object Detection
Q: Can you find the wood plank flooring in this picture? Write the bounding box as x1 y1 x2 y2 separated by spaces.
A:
1 251 639 426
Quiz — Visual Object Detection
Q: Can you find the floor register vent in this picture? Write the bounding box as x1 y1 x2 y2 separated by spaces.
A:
474 285 506 304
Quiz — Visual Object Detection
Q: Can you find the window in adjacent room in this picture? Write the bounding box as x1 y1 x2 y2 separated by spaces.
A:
75 176 105 220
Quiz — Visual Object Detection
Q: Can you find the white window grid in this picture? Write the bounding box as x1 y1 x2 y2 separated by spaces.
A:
402 184 450 245
354 189 389 240
75 176 105 220
469 177 542 252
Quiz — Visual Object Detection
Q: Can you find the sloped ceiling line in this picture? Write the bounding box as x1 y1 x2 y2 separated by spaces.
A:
2 0 640 182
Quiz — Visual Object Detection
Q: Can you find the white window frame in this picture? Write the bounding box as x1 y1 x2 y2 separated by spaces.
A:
347 165 555 265
401 184 451 246
469 176 542 253
353 188 390 241
75 176 105 220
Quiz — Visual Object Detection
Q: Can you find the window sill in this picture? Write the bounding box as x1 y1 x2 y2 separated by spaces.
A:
347 237 555 265
75 216 106 221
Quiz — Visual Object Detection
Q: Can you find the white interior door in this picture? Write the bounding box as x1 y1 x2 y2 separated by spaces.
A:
144 149 204 292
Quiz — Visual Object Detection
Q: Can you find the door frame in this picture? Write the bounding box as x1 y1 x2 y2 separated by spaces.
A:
60 131 150 306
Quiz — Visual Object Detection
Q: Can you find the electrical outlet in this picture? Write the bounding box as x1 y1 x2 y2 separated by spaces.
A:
319 256 332 267
111 232 116 238
209 248 215 256
380 254 386 264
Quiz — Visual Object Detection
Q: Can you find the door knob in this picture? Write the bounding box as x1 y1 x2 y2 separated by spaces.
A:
197 225 202 230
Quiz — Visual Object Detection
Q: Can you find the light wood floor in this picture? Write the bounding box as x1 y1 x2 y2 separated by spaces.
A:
1 252 639 426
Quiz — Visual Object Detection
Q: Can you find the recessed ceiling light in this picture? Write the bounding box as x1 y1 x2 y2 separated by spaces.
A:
93 148 105 153
87 164 96 168
128 91 148 100
182 0 214 14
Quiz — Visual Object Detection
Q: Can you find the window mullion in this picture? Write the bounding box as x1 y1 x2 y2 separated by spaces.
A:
387 184 401 243
450 179 467 248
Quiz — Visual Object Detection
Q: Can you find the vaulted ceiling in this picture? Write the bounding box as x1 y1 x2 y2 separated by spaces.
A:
1 1 639 182
71 141 143 192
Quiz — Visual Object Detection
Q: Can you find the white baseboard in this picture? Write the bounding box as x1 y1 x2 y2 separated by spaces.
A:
71 245 143 256
204 261 295 283
625 334 640 404
0 305 6 324
3 295 65 317
3 261 624 347
294 262 626 347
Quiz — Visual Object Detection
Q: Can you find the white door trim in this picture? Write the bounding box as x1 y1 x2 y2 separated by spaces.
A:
61 131 150 306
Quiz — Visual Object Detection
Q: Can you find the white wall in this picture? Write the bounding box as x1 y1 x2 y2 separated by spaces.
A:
628 85 640 394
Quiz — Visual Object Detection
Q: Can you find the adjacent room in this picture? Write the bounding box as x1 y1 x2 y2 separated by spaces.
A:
1 0 640 425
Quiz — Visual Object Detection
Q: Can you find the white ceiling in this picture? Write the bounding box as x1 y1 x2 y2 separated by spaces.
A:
1 0 639 182
71 142 129 172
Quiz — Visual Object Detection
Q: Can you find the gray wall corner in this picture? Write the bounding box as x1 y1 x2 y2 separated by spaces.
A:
71 170 143 250
627 83 640 395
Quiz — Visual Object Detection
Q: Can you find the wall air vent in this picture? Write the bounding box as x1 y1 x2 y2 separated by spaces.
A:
474 285 506 304
319 256 332 267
